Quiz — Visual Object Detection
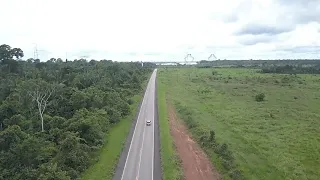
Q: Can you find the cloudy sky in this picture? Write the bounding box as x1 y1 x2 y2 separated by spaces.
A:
1 0 320 61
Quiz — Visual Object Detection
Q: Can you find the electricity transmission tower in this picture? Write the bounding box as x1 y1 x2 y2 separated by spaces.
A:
184 53 194 63
33 44 39 59
208 53 217 61
33 43 50 60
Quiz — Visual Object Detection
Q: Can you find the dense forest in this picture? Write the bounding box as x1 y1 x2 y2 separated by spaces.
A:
0 44 153 180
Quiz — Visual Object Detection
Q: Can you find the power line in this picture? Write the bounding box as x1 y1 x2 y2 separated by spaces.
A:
33 43 51 60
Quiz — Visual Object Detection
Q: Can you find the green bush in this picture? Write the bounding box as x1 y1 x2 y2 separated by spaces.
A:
255 93 265 102
230 169 244 180
127 99 134 105
209 130 215 143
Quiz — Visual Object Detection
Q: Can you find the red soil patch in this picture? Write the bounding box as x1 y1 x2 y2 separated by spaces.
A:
168 104 221 180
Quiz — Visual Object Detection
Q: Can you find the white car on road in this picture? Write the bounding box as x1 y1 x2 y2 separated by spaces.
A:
146 120 151 126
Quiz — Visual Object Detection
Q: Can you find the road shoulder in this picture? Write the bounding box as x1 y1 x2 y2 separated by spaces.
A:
157 73 183 180
154 75 162 180
82 95 142 180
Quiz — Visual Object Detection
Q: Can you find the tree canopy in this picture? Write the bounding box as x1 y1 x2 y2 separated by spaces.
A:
0 44 153 179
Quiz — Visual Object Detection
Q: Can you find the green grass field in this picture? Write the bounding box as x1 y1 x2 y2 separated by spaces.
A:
82 94 143 180
158 67 320 180
157 79 183 180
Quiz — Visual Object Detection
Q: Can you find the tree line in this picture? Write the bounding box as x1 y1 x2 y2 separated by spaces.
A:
261 64 320 74
0 44 153 180
196 60 320 69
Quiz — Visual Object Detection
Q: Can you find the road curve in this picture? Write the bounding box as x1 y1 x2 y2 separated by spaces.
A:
113 69 161 180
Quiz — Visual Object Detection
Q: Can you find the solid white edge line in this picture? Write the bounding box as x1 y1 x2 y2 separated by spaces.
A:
120 71 152 180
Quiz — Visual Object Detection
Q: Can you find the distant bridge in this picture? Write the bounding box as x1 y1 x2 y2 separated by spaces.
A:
151 60 199 65
148 53 217 65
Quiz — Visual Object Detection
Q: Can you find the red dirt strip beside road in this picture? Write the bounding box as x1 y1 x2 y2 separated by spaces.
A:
168 104 221 180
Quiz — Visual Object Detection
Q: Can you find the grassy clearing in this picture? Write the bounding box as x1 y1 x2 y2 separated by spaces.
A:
82 94 142 180
157 77 183 180
158 67 320 180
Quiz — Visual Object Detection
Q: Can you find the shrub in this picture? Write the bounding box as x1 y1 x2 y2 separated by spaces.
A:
255 93 265 102
127 99 134 105
185 115 197 129
230 169 245 180
209 130 216 143
222 159 234 171
269 113 275 118
281 76 290 83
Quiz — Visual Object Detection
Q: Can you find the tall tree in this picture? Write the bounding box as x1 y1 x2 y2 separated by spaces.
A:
0 44 24 73
22 80 57 132
0 44 24 60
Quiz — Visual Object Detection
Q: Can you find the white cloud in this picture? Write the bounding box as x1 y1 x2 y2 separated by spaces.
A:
1 0 320 61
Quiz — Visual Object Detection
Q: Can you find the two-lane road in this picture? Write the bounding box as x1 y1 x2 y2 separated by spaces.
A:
118 69 159 180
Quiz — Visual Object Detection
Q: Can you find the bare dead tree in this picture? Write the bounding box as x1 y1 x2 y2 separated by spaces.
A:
28 85 55 132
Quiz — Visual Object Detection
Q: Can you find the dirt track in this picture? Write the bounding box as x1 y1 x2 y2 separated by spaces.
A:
168 104 221 180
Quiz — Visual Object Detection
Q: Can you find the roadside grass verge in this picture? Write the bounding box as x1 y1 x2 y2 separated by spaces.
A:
174 102 243 180
157 74 183 180
159 67 320 180
81 77 148 180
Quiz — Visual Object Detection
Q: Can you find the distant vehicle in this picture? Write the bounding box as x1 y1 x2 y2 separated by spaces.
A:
146 120 151 126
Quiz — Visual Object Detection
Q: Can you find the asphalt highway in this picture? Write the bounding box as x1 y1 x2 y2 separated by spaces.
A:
120 69 158 180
